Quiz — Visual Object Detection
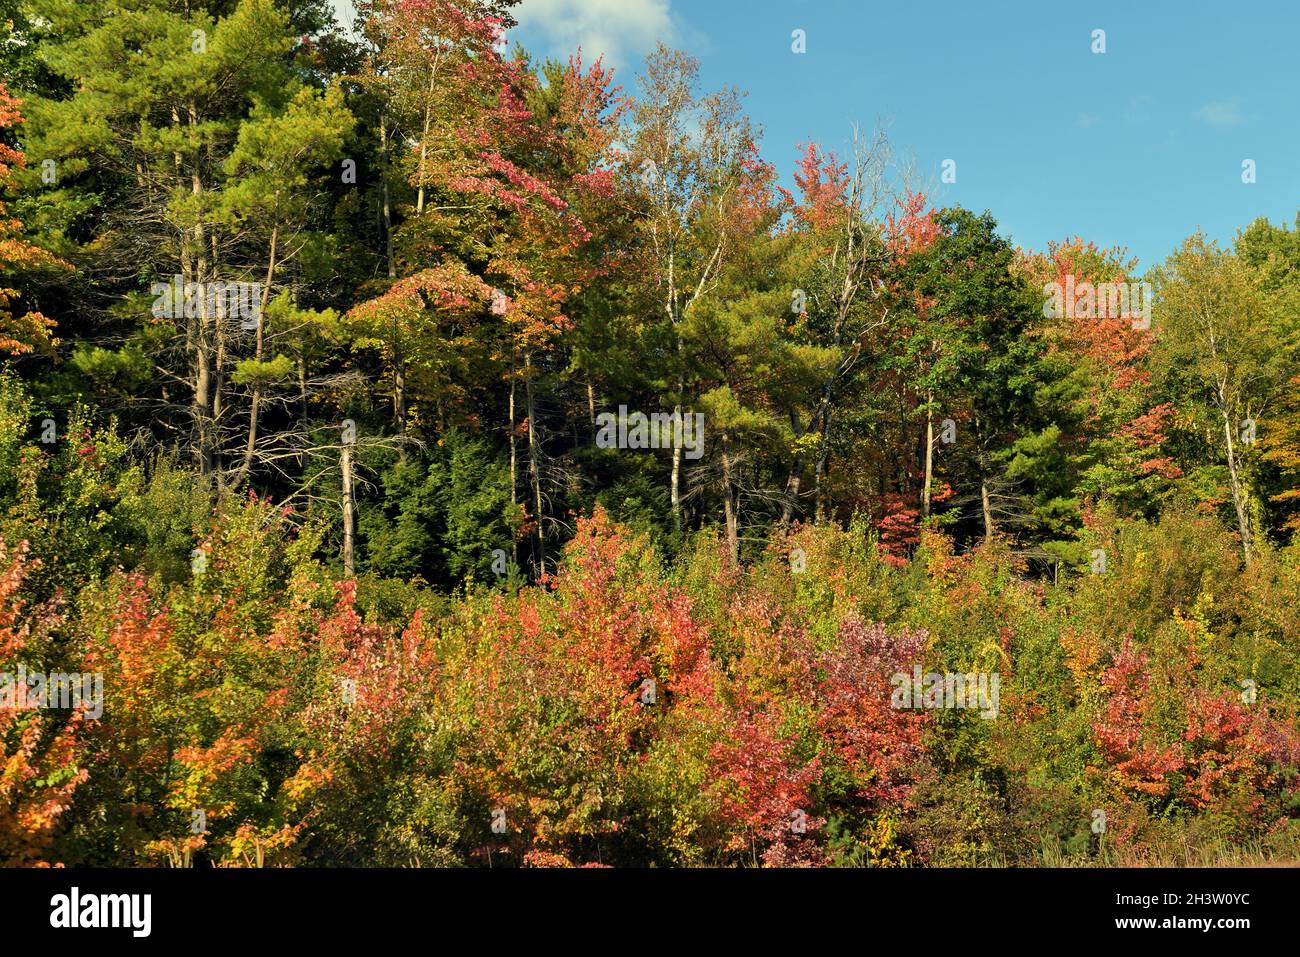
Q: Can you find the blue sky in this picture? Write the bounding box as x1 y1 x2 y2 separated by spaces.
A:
498 0 1299 272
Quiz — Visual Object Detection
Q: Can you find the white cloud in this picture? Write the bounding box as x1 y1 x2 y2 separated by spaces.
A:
516 0 676 68
1196 99 1246 127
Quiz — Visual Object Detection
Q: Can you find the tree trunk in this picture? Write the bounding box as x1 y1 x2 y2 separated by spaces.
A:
172 104 209 477
780 410 803 525
508 369 519 571
813 398 833 523
298 353 308 421
670 335 684 532
525 352 545 574
379 115 396 280
211 231 227 486
508 372 518 510
721 431 738 564
188 103 215 476
415 58 440 214
980 478 994 542
781 468 802 526
922 397 934 518
241 225 278 479
193 307 212 476
393 362 406 432
1221 399 1254 560
189 218 213 476
670 420 683 532
379 114 405 432
341 440 355 577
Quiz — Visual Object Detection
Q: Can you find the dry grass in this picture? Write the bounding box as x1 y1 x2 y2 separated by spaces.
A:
1031 834 1300 868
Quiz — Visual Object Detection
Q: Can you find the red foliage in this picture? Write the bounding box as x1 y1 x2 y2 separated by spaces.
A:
1122 403 1183 479
0 542 89 865
1092 638 1184 796
1044 238 1151 392
790 142 848 233
1182 690 1300 816
884 191 942 262
876 492 922 567
710 704 824 863
811 618 928 805
0 84 63 354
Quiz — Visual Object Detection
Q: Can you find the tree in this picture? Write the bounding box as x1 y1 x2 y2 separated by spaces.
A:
22 0 335 478
781 131 897 523
220 83 354 482
0 84 62 356
894 209 1046 546
624 45 762 532
682 181 794 562
0 541 90 865
1152 234 1286 561
1012 238 1175 566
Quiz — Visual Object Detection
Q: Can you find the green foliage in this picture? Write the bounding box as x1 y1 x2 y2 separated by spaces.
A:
1 0 1298 869
360 429 514 585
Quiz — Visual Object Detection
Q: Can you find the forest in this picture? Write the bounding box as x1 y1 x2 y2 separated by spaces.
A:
1 0 1299 868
